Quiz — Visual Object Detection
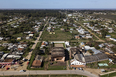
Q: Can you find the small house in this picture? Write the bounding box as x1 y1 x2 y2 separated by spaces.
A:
17 37 21 40
32 55 43 67
26 36 30 39
29 34 33 37
0 37 4 41
70 59 86 68
106 35 111 38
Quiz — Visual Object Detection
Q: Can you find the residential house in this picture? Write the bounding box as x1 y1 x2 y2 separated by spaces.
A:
17 37 21 40
0 59 14 66
1 53 9 60
104 48 114 54
70 59 86 68
29 34 34 37
7 55 21 59
32 55 43 67
0 37 4 41
47 27 51 32
75 35 80 39
106 35 111 38
69 47 86 68
26 36 30 39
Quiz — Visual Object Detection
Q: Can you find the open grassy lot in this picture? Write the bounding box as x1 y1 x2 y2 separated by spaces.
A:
86 60 116 69
107 33 116 39
55 43 64 47
48 62 66 70
48 65 66 70
12 33 26 37
92 14 116 21
41 29 72 41
0 74 87 77
100 72 116 77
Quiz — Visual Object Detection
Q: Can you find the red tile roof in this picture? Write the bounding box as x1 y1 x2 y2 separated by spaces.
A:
32 60 42 67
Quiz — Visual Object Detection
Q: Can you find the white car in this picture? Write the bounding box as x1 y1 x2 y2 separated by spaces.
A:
19 70 26 73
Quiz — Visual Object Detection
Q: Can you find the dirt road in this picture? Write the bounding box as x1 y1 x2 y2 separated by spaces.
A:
81 25 105 42
9 21 48 71
75 21 105 42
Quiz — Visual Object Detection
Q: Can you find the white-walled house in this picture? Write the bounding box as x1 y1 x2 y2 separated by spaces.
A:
0 37 4 41
70 59 86 68
70 59 86 65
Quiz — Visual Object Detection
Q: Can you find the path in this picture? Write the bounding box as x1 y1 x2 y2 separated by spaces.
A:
66 61 69 70
100 71 116 76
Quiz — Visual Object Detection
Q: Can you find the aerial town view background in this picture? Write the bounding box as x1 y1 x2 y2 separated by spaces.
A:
0 0 116 77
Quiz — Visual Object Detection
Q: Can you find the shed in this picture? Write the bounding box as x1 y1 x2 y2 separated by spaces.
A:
29 34 33 37
17 37 21 40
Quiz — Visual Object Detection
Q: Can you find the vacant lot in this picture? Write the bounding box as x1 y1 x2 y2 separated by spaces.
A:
41 29 72 41
86 60 116 69
101 72 116 77
55 43 64 47
92 14 116 21
48 62 66 70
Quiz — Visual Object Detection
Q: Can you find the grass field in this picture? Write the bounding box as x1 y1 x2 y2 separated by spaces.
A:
41 29 72 41
48 65 66 70
100 72 116 77
92 14 116 21
86 60 116 69
13 33 26 37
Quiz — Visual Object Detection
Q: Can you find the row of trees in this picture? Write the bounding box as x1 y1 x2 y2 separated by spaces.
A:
0 10 66 19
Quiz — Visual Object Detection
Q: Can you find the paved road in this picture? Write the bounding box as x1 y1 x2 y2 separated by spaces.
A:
0 70 99 77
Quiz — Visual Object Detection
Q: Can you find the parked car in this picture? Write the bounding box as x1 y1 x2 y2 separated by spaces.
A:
19 70 26 73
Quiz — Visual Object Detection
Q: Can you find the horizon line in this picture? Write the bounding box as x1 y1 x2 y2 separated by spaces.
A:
0 8 116 10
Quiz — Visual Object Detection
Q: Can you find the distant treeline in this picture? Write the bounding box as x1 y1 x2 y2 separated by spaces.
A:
67 10 116 14
0 10 66 18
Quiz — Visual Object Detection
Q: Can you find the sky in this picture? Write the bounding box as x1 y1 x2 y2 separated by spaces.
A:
0 0 116 9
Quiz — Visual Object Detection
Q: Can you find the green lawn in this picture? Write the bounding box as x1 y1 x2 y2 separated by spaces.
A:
100 72 116 77
107 33 116 39
92 14 116 21
13 33 26 37
3 51 10 53
41 29 72 41
86 60 116 69
48 65 66 70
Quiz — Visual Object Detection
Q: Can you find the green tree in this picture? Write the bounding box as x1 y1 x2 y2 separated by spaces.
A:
101 29 108 38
